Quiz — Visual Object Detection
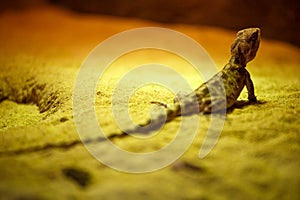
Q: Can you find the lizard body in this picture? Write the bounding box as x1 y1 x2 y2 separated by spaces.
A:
122 27 260 134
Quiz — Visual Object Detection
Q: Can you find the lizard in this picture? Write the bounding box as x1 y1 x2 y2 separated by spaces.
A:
0 27 260 155
119 27 261 134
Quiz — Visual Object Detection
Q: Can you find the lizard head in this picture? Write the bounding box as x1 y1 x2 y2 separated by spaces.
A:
230 28 260 66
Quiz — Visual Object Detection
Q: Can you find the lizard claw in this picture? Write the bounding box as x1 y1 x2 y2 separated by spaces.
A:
248 96 257 102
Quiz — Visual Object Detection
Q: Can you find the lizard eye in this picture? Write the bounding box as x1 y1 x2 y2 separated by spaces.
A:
248 31 258 43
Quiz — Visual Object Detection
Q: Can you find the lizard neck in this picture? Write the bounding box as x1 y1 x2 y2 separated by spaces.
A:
229 56 246 68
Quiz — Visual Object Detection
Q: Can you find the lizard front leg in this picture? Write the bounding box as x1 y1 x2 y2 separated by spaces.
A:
245 71 257 102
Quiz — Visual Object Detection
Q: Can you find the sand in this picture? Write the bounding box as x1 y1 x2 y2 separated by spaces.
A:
0 6 299 200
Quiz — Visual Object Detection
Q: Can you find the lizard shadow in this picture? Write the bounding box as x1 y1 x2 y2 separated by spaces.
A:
226 100 266 114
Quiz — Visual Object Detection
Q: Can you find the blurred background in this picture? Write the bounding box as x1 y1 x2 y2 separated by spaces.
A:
1 0 299 47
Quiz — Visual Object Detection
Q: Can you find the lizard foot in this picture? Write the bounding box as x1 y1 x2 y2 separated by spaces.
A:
150 101 169 109
248 96 257 102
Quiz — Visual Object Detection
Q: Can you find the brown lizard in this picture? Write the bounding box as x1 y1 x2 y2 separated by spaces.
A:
121 27 260 134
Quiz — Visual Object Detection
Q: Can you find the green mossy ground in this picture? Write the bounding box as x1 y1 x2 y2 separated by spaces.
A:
0 6 299 200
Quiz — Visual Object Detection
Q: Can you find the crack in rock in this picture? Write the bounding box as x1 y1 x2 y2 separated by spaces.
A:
0 76 65 115
62 167 92 188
